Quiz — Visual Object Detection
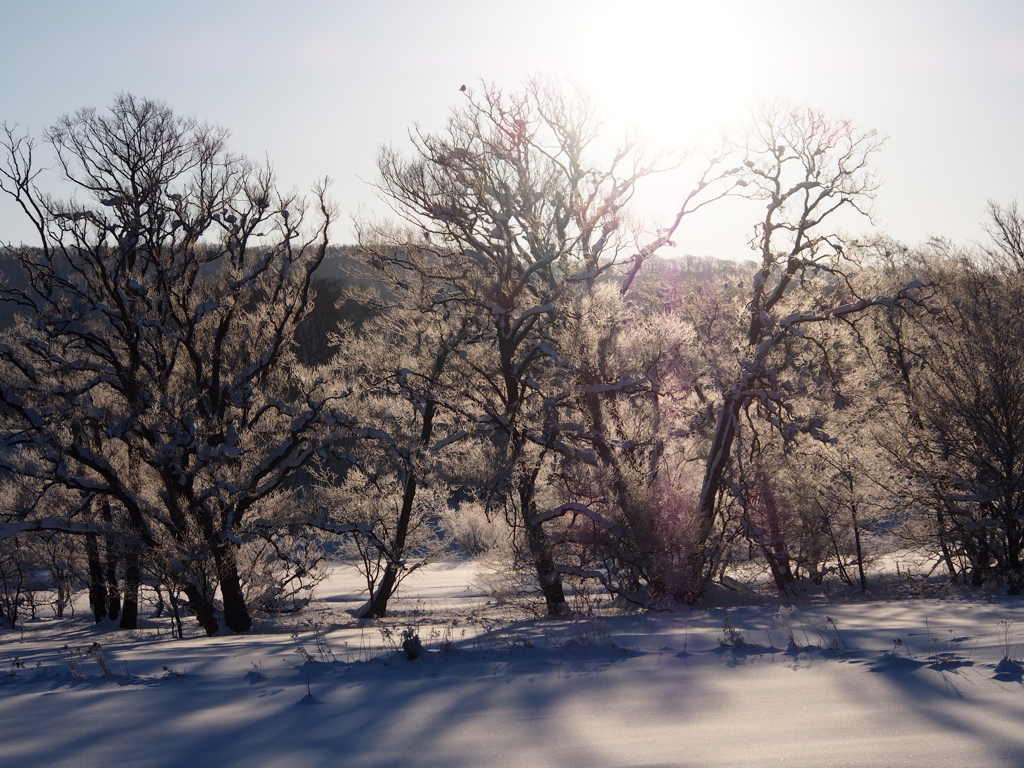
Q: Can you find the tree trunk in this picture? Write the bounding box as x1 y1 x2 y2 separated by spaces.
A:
851 504 868 594
104 543 121 621
85 533 108 623
168 589 185 639
505 433 569 616
98 503 121 620
119 553 140 629
359 440 423 619
687 391 743 601
362 343 452 619
364 565 400 619
760 476 796 594
152 583 165 618
520 501 569 618
531 535 569 616
934 507 958 577
215 540 252 633
182 583 220 636
54 581 68 619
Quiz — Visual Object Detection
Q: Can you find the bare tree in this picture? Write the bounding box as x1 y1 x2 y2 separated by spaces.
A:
325 289 465 618
876 229 1024 591
360 78 731 614
985 200 1024 273
0 94 348 634
686 104 920 599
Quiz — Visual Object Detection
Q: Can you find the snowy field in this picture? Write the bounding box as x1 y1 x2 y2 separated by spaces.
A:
3 560 1024 768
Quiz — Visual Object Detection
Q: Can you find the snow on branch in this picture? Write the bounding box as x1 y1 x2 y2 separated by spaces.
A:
575 375 647 395
0 517 106 541
533 502 612 528
428 430 468 453
295 517 373 537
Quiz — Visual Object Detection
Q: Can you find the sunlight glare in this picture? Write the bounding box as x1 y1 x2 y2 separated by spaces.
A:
574 2 758 148
565 2 767 258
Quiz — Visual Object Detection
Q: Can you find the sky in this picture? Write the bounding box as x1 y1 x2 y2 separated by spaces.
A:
1 0 1022 259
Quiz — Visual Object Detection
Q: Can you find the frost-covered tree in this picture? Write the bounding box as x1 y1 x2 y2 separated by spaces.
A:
324 288 466 618
874 222 1024 592
546 265 719 605
0 95 350 634
686 105 922 600
360 78 729 614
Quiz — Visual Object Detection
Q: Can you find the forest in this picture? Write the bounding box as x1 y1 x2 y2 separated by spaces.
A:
1 81 1023 638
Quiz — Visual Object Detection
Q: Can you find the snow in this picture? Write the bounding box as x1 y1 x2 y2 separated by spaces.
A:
3 561 1024 767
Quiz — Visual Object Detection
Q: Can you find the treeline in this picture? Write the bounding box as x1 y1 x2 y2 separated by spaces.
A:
0 84 1021 636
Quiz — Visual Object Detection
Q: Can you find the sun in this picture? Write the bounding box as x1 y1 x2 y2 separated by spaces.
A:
571 2 759 147
557 1 766 257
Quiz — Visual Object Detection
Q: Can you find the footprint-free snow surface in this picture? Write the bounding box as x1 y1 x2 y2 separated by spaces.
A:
3 560 1024 767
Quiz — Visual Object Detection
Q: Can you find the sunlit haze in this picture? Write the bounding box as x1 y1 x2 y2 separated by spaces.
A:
2 0 1022 258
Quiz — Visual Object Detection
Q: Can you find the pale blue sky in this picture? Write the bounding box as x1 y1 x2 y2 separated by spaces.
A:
2 0 1022 257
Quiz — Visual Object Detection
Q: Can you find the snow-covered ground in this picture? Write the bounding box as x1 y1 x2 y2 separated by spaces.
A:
3 560 1024 767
